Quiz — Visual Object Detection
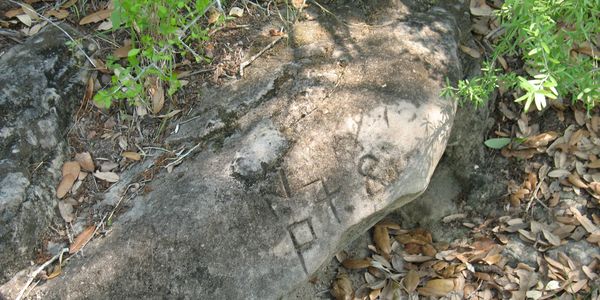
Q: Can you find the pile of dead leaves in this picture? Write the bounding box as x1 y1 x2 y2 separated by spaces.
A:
331 218 600 300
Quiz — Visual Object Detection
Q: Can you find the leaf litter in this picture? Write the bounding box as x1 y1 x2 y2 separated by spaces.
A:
330 31 600 300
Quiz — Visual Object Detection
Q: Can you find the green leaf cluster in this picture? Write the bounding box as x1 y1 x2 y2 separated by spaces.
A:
94 0 213 109
444 0 599 111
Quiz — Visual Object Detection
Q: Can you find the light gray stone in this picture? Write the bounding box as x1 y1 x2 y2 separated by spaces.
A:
0 24 89 283
25 1 470 298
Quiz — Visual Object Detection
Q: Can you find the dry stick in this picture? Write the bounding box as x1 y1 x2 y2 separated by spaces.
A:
15 248 69 300
239 35 284 77
7 0 97 69
525 179 548 212
164 141 203 169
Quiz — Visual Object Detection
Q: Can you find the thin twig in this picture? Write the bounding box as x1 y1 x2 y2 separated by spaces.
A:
15 248 69 300
7 0 97 68
208 24 250 36
164 142 203 169
525 178 545 212
239 35 284 77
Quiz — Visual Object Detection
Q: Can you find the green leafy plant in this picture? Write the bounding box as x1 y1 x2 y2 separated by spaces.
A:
444 0 599 111
94 0 213 110
483 137 512 149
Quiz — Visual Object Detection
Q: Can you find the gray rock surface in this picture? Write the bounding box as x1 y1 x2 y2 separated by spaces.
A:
0 24 89 283
25 1 469 298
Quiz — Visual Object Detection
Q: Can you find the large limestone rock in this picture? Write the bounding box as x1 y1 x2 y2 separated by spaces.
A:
25 1 468 298
0 24 89 283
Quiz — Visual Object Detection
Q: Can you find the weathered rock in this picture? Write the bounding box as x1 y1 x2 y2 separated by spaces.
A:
0 24 89 283
29 1 468 298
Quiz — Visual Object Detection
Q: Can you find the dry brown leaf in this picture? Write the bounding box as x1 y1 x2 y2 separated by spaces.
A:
20 3 38 20
589 182 600 195
418 279 454 297
93 58 111 73
93 171 119 183
122 151 141 161
422 244 437 257
469 0 494 16
548 169 570 178
592 115 600 133
403 255 433 263
501 148 538 159
582 265 598 280
75 152 94 172
524 131 559 148
459 44 481 58
97 20 113 31
79 9 113 25
56 174 76 199
46 265 62 279
497 55 508 71
376 219 402 231
82 75 94 104
542 229 561 246
564 279 588 294
569 129 587 146
61 0 78 8
403 269 420 292
574 109 586 126
342 258 371 269
373 225 391 258
552 224 575 239
570 207 599 233
568 173 588 188
331 273 353 300
588 160 600 168
62 161 81 177
69 225 96 254
113 42 132 58
58 199 75 222
5 8 24 18
587 233 600 243
45 9 69 19
149 78 164 114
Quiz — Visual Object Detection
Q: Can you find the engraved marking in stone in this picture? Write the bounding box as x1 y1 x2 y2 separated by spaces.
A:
287 219 317 275
277 169 292 198
358 154 381 181
320 180 342 223
384 106 389 128
358 154 386 196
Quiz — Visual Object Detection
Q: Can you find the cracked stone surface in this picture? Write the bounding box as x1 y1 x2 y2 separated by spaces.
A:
0 24 89 283
8 1 473 298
